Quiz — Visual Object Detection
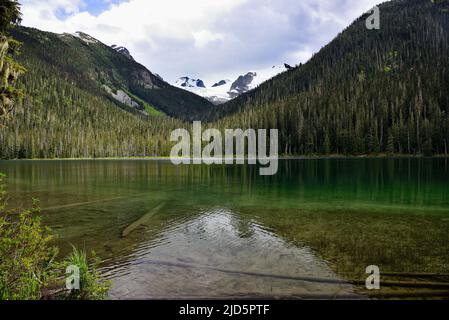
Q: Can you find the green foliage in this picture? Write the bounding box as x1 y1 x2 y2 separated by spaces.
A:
0 174 58 300
124 89 164 117
60 247 110 300
0 1 26 128
386 133 395 154
0 174 110 300
323 134 331 154
0 0 22 30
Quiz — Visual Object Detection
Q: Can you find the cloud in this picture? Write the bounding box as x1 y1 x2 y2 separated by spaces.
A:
20 0 383 84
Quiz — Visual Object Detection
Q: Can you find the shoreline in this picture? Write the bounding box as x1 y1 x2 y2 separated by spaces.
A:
0 154 448 161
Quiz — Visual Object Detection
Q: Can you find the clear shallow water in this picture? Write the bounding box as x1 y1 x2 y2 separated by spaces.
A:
1 158 448 299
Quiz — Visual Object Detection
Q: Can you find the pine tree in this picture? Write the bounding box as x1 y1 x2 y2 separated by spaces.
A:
324 133 331 155
387 133 395 155
0 0 25 127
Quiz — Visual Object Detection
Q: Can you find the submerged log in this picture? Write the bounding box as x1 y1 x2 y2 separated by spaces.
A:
122 202 166 237
43 196 129 211
370 280 449 289
192 291 449 300
136 258 352 285
365 290 449 299
42 193 150 211
382 272 449 278
134 259 449 289
171 293 365 300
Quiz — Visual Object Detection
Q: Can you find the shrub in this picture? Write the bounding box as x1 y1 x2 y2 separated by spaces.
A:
0 173 58 300
0 173 110 300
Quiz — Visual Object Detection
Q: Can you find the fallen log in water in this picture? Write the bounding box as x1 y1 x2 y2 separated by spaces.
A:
43 197 129 211
42 193 150 211
186 291 449 300
382 272 449 278
122 202 166 237
136 258 352 285
365 290 449 299
362 279 449 289
153 293 366 300
126 290 449 300
135 259 449 289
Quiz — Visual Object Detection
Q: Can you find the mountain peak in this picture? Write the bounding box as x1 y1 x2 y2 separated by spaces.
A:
229 72 257 98
173 65 288 105
69 31 99 45
176 77 206 88
111 44 135 61
212 80 231 87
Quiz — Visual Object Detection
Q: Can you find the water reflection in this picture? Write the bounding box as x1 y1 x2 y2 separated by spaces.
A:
0 158 448 299
2 158 449 211
106 208 356 299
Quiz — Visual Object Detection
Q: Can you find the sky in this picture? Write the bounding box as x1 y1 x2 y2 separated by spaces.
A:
20 0 383 85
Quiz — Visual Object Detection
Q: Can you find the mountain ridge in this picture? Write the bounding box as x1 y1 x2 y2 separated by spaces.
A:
0 25 212 159
214 0 449 155
11 26 214 120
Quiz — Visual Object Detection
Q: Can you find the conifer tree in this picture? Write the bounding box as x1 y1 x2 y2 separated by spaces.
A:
0 0 25 127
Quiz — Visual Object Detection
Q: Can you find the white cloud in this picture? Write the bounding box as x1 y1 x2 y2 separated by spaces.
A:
20 0 383 84
193 30 224 49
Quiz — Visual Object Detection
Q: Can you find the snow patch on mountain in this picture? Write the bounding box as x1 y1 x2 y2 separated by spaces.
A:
68 32 99 45
174 77 231 105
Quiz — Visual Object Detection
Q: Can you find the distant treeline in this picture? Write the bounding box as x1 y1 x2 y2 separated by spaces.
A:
215 0 449 156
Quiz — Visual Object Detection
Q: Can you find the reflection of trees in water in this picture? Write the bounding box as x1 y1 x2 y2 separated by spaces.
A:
1 159 448 298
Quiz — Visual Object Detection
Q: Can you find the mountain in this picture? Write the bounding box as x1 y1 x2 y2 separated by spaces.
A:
228 72 257 98
2 0 449 159
11 27 214 120
214 0 449 156
0 26 214 159
174 76 231 105
111 44 134 61
173 65 288 105
175 77 206 88
212 80 229 87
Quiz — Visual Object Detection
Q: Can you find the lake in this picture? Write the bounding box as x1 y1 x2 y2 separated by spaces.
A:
1 158 448 299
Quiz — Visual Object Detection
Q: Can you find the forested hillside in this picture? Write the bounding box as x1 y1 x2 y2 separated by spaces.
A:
0 26 213 159
12 27 214 119
1 0 449 159
216 0 449 155
0 77 183 158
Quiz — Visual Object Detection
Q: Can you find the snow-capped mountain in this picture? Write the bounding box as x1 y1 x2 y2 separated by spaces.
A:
111 45 135 61
64 31 99 45
175 77 206 89
174 77 231 105
173 65 289 105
